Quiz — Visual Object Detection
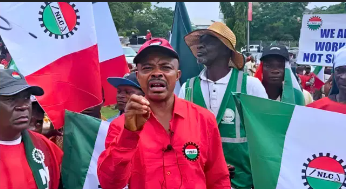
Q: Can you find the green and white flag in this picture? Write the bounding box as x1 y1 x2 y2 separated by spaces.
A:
7 59 19 71
61 111 110 189
234 93 346 189
282 61 305 105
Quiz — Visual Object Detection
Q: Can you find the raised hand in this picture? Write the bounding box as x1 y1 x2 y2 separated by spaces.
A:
124 94 151 132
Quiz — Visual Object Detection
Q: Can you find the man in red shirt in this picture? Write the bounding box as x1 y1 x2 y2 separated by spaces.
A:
97 38 230 189
308 46 346 114
0 69 63 189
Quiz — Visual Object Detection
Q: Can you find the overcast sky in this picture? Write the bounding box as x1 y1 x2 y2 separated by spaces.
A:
153 2 341 23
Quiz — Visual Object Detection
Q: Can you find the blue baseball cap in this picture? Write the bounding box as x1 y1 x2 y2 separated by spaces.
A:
107 72 142 91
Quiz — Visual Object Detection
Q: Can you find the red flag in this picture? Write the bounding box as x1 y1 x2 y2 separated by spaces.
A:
248 2 253 21
0 2 103 129
93 2 130 106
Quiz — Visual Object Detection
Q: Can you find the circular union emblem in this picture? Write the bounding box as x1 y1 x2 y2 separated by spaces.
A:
182 142 200 161
222 108 235 124
32 148 45 164
11 72 21 79
39 2 80 39
149 39 162 46
302 153 346 189
307 16 322 31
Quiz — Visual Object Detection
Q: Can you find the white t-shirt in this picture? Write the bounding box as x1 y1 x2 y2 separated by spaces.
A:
178 68 268 117
0 136 22 145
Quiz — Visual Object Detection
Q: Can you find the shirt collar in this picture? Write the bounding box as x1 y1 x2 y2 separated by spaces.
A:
148 95 186 119
199 67 232 84
0 135 22 145
172 95 186 118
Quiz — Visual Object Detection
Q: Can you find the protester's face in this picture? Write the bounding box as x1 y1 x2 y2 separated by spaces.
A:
116 85 144 112
196 34 231 66
136 51 181 102
29 102 44 134
0 90 32 132
305 66 311 74
262 55 285 85
296 65 305 75
334 65 346 93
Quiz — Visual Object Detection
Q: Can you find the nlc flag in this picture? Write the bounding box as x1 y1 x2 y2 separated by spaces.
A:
0 2 102 129
234 93 346 189
93 2 129 106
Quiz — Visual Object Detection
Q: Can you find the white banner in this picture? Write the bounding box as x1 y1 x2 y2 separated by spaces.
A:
297 14 346 66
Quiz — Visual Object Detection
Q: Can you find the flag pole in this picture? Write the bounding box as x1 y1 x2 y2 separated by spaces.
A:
247 21 250 52
247 2 252 52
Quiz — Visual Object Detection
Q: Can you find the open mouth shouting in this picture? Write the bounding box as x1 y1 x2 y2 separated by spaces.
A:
148 79 167 93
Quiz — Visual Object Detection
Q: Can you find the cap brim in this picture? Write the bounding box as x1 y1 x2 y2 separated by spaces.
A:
133 46 179 64
0 85 44 96
107 77 141 89
260 53 289 61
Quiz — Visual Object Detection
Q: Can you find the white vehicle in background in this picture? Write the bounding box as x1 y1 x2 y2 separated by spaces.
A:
241 45 262 53
122 46 137 69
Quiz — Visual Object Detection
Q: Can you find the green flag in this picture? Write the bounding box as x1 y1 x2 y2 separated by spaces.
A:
7 59 19 71
61 110 111 189
170 2 204 85
233 93 346 189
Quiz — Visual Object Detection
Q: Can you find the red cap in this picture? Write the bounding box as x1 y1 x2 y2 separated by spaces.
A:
133 38 179 64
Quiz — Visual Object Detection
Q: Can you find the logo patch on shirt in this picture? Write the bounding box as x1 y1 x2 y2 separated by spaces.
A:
221 108 235 124
32 148 45 164
182 142 200 161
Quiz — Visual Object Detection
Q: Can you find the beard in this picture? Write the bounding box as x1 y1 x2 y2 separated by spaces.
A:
197 57 208 64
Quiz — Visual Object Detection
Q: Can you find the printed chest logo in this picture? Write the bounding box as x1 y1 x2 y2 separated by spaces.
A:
182 142 200 161
221 108 235 124
32 148 45 164
302 153 346 189
39 2 80 39
307 16 322 31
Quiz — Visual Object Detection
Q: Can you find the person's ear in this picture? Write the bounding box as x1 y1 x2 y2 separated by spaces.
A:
176 70 181 81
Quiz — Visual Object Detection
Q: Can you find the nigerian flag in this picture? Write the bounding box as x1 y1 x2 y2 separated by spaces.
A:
282 61 305 105
234 93 346 189
61 111 110 189
7 59 18 71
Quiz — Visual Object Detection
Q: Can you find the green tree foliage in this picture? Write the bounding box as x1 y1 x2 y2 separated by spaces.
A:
221 2 309 43
220 2 247 51
312 2 346 14
220 2 235 29
108 2 173 38
249 2 309 41
134 6 174 37
108 2 151 36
